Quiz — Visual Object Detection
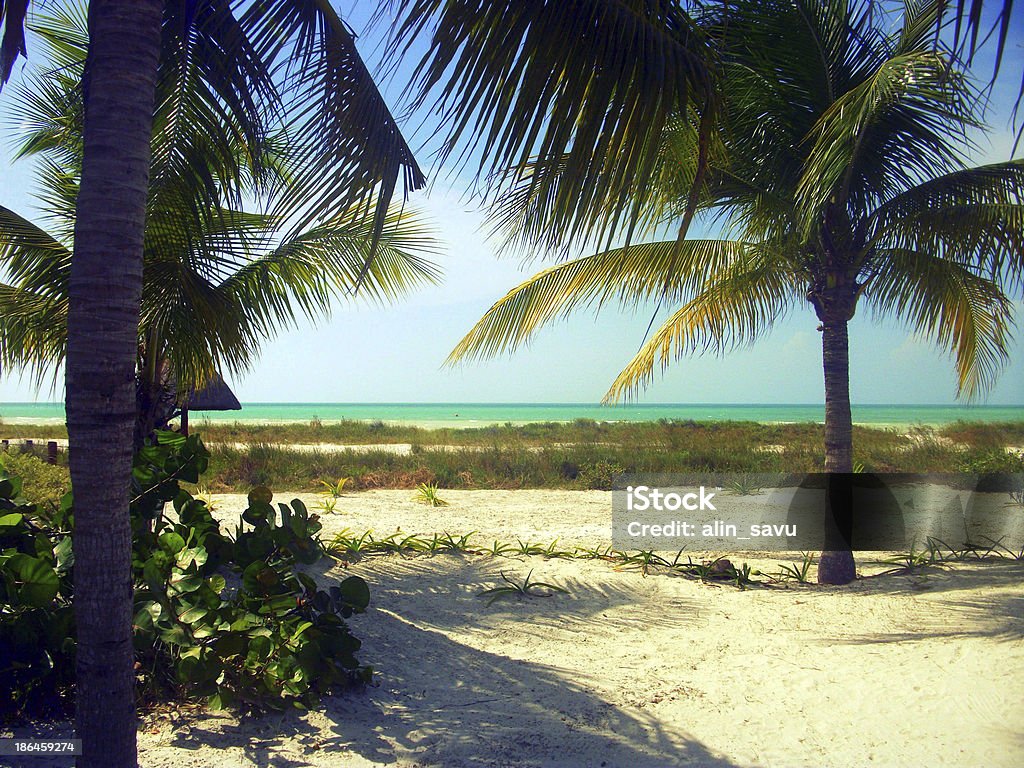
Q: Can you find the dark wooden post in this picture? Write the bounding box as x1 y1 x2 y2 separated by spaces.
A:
48 441 59 465
181 408 189 436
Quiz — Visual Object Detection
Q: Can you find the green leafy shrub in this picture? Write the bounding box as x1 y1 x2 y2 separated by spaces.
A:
1 431 371 721
959 450 1024 491
0 474 75 722
577 461 625 490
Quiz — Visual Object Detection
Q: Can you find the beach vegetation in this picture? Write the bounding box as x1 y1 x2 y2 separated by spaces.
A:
413 482 449 506
0 450 70 513
726 474 764 496
181 420 1018 492
316 496 340 515
444 0 1024 584
477 570 570 606
774 553 817 583
0 432 372 722
320 477 353 497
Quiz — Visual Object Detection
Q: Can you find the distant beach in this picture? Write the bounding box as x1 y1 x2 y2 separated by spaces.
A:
2 401 1023 428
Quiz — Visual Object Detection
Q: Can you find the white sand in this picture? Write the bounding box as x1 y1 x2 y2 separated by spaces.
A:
10 489 1024 767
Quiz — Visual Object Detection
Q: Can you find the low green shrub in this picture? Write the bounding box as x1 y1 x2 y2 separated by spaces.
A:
0 475 75 721
1 432 371 723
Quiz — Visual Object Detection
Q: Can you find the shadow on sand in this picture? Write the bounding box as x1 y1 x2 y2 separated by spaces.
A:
165 555 737 767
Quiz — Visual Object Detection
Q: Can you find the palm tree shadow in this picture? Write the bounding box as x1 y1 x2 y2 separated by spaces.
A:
320 611 738 767
168 554 737 767
833 561 1024 645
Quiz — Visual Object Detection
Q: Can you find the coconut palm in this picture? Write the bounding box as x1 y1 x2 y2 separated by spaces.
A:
0 5 439 444
2 2 426 764
0 7 438 445
447 0 1024 584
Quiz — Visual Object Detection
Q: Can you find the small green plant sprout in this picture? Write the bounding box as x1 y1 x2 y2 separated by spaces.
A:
327 529 376 559
440 530 477 551
975 536 1024 561
316 496 339 514
319 477 351 498
194 484 218 511
775 552 816 583
477 570 569 606
413 482 449 506
615 549 675 576
486 539 516 556
879 537 948 572
726 474 763 496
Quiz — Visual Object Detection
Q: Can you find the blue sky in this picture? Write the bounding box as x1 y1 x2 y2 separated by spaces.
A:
0 2 1022 406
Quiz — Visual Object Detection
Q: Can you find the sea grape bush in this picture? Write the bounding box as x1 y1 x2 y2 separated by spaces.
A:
0 477 75 719
1 431 371 721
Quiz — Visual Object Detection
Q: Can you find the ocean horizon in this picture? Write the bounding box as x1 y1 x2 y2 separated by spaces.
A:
1 401 1022 428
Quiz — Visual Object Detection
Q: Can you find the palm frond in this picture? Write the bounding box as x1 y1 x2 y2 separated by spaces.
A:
0 204 72 297
863 248 1014 398
796 47 975 225
385 0 714 251
603 255 799 402
0 282 68 385
448 239 754 365
489 109 725 255
0 0 29 87
867 159 1024 288
241 0 425 239
145 203 439 390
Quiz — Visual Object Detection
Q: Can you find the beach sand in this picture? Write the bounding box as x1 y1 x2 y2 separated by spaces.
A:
123 490 1024 768
10 489 1023 767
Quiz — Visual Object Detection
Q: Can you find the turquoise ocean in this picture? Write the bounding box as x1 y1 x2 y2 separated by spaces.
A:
1 402 1021 428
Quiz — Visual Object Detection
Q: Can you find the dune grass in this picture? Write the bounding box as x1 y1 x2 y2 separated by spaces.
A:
2 419 1021 493
196 420 1023 492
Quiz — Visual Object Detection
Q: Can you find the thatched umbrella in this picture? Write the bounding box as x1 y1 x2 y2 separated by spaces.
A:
179 373 241 435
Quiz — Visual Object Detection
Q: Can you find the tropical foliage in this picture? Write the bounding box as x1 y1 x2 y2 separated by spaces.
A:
451 0 1022 397
446 0 1023 581
1 432 372 721
0 5 439 440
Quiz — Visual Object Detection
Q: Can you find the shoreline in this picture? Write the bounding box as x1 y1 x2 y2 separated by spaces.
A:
2 401 1022 431
2 416 1022 430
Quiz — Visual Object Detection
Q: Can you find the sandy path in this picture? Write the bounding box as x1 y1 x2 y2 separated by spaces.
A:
8 490 1023 768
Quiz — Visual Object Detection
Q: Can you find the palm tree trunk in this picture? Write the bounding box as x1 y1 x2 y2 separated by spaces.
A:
66 2 163 766
817 316 857 585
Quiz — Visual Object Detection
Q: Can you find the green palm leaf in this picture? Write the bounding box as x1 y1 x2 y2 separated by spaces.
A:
864 248 1014 398
603 254 800 403
448 239 750 364
386 0 715 250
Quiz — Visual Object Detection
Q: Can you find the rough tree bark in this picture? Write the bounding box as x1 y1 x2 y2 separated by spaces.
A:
814 281 859 585
66 1 164 765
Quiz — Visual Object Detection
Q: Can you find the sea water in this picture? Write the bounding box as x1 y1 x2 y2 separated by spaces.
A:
2 401 1021 427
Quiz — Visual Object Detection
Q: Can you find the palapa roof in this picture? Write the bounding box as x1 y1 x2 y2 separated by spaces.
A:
182 373 241 411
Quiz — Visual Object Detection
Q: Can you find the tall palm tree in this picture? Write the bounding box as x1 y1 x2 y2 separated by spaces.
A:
446 0 1023 584
2 2 426 765
0 6 439 445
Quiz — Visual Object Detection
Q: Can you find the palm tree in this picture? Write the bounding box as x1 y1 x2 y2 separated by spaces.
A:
0 6 439 446
2 2 425 765
446 0 1023 584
